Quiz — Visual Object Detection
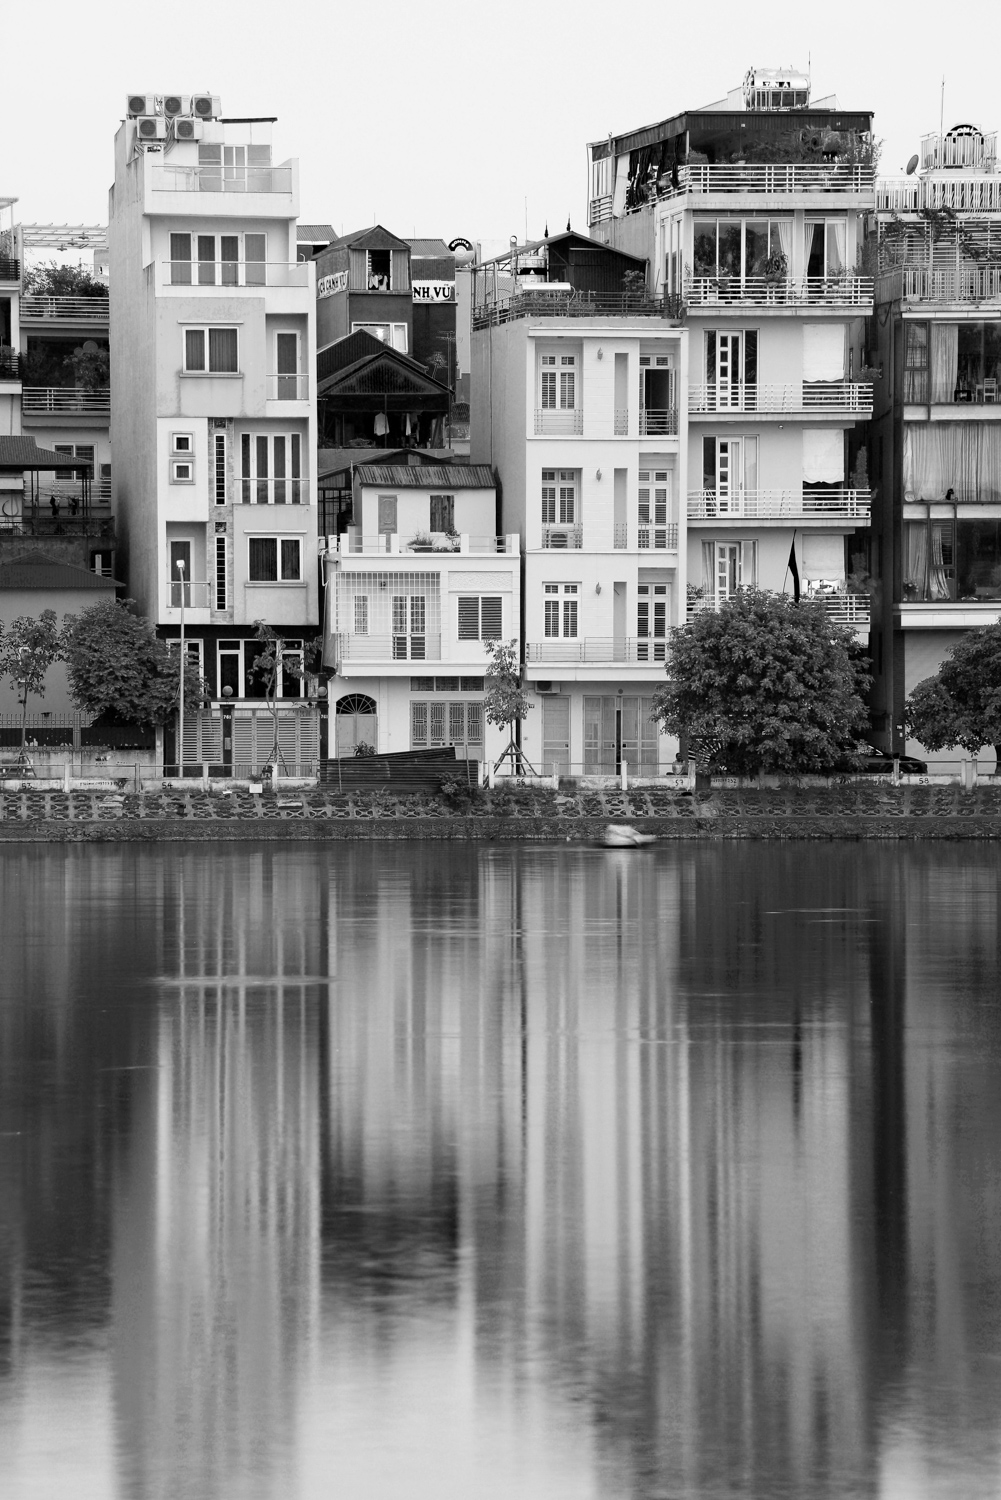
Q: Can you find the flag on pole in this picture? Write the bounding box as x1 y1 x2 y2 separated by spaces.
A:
788 536 800 602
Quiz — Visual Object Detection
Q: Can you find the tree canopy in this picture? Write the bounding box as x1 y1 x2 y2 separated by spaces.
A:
651 590 870 775
483 639 533 731
906 623 1001 759
0 611 62 750
61 599 203 725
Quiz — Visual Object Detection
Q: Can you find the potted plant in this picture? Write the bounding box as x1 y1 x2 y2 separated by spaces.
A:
408 529 434 552
764 251 788 283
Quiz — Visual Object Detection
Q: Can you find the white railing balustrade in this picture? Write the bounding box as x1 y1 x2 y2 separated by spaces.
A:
337 634 442 662
541 524 583 549
165 580 212 608
527 638 671 664
626 162 874 214
163 260 310 288
689 382 873 414
687 275 873 308
233 478 306 505
332 533 514 556
687 488 871 519
266 373 309 400
153 165 294 194
876 176 1001 215
19 296 109 322
878 265 1001 305
21 388 110 415
639 408 680 435
535 408 584 436
637 523 679 550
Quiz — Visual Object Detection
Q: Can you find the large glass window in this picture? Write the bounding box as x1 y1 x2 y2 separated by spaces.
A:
693 220 791 281
904 518 1001 601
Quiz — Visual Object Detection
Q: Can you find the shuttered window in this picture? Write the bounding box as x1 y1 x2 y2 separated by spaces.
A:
457 596 502 640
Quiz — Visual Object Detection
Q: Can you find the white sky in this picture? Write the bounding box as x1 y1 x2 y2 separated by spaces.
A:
2 0 999 242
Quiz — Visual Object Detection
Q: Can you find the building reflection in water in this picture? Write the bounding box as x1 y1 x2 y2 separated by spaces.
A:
2 844 1001 1498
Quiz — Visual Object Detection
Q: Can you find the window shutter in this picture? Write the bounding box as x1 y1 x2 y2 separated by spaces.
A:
480 597 502 638
466 703 483 744
449 703 465 742
412 701 428 746
457 597 479 639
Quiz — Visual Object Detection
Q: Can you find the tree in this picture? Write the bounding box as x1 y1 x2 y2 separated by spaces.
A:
0 611 62 758
61 599 203 725
651 590 870 776
905 624 1001 767
21 262 109 299
483 638 535 774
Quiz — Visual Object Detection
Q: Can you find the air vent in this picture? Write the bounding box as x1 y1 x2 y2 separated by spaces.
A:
136 116 166 141
127 93 155 117
190 94 220 120
174 118 202 142
162 94 190 118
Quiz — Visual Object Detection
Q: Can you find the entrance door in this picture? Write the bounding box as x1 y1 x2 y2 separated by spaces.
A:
584 696 660 774
636 584 669 661
542 696 571 776
716 543 742 602
275 332 299 399
334 693 378 756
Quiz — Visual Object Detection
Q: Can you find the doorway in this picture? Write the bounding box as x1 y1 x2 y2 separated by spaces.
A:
542 696 571 776
335 693 378 756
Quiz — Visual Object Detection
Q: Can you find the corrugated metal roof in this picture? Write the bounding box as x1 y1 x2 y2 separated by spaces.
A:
0 437 82 471
0 556 121 590
410 256 454 279
354 464 496 489
406 238 452 257
298 224 335 240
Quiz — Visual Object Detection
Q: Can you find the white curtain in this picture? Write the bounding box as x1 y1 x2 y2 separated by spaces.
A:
802 429 845 483
802 534 847 579
904 522 928 597
701 541 715 595
930 323 959 403
803 324 846 382
773 220 792 262
930 522 951 600
828 220 847 276
903 423 1001 502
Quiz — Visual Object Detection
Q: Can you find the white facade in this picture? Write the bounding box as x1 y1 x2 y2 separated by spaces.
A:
108 107 318 689
472 313 688 777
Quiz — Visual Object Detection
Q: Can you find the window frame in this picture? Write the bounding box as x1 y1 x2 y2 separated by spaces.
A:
457 595 503 641
182 325 241 376
246 534 304 584
170 458 194 484
543 582 579 639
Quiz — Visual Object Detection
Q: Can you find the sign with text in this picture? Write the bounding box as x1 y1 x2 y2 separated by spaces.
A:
317 270 349 299
412 280 455 304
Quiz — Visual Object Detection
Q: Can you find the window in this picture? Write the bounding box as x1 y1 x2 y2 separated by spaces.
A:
693 219 791 281
218 639 243 697
248 536 302 582
541 469 577 525
367 249 392 290
430 494 454 532
172 432 193 455
805 220 848 280
457 596 502 640
544 582 578 638
168 232 267 287
410 676 484 691
636 583 669 661
273 331 301 399
354 596 369 634
240 433 302 504
52 443 94 480
638 470 673 547
701 436 758 515
279 639 306 699
700 540 757 603
197 142 272 192
540 353 576 410
170 459 194 484
183 326 239 374
214 530 227 611
393 590 427 659
352 322 408 352
169 539 192 606
213 432 227 505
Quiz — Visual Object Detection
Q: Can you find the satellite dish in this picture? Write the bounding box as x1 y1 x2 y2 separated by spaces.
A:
906 154 919 175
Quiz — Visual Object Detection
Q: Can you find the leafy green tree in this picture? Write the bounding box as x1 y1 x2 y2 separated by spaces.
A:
651 589 870 776
62 599 203 725
906 623 1001 766
0 611 63 756
248 624 321 773
21 262 108 299
483 638 535 774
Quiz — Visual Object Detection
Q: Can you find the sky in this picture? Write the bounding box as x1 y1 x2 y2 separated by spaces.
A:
2 0 1000 246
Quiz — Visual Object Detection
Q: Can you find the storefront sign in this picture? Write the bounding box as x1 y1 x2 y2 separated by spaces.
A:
318 270 349 299
412 280 455 304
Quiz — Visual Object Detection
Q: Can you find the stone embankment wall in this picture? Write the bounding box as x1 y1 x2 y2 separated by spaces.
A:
2 784 1001 841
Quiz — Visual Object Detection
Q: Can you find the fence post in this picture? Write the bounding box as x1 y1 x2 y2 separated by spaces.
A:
134 761 140 794
620 758 628 793
64 761 71 794
487 760 495 789
551 761 559 791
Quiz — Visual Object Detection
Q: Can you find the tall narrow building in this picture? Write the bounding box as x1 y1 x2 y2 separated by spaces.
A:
109 95 320 772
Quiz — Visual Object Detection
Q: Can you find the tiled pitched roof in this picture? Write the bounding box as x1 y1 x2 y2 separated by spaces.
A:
354 464 496 489
297 224 335 241
0 437 82 471
406 238 452 257
0 556 121 590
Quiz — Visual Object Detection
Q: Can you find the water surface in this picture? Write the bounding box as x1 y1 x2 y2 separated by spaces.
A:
1 842 1001 1499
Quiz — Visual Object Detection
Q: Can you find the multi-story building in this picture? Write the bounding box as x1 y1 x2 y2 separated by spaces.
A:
588 68 876 655
868 121 1001 762
108 94 320 773
471 231 687 776
321 462 519 763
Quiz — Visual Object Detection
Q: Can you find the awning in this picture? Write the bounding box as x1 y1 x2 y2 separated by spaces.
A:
0 436 84 472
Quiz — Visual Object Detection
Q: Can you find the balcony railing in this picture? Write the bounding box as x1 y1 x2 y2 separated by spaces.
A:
535 408 583 436
541 524 583 548
687 592 870 628
473 290 680 330
639 408 680 435
527 637 670 664
687 488 871 519
877 264 1001 305
332 533 515 555
166 580 213 608
163 260 310 288
0 516 115 540
233 478 306 505
688 382 873 415
612 163 875 219
152 165 293 194
0 350 18 380
337 634 442 662
21 388 110 415
0 258 19 282
19 295 109 322
266 373 309 400
876 176 1001 215
686 275 873 308
637 523 679 549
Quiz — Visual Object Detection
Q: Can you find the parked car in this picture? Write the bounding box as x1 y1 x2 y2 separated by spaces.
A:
857 745 927 775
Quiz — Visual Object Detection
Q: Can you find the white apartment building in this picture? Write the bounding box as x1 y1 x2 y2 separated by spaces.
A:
589 68 876 644
109 94 319 773
471 233 687 776
322 462 520 763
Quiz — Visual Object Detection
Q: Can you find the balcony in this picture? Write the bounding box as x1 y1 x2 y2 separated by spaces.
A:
337 634 442 663
166 580 213 609
473 290 680 330
687 488 871 520
535 408 583 436
640 162 875 209
232 478 306 505
876 264 1001 306
541 524 582 549
162 260 310 289
876 177 1001 215
152 165 293 195
689 382 873 416
19 296 109 323
526 638 670 664
330 533 517 556
266 373 309 401
21 388 110 417
637 523 679 550
688 592 869 629
686 275 873 309
639 408 680 435
0 514 115 541
0 258 19 283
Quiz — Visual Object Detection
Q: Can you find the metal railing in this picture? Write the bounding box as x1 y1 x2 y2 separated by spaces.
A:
626 162 874 211
637 523 679 549
541 524 583 549
877 264 1001 305
233 478 306 505
876 176 1001 214
152 165 294 194
639 408 680 435
0 258 20 282
0 350 18 379
0 517 115 539
21 387 110 415
337 633 442 662
166 580 212 608
687 488 871 519
19 295 109 322
688 382 873 414
535 408 584 436
686 275 873 308
266 373 309 400
526 637 671 664
162 260 310 288
473 290 680 329
331 533 512 555
687 592 870 627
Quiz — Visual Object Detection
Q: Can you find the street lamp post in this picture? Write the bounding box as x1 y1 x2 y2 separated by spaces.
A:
176 558 185 779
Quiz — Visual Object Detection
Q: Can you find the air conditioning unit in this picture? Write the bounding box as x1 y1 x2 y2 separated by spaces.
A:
536 682 558 694
174 117 203 142
127 93 156 117
162 94 190 118
136 116 167 141
190 94 221 121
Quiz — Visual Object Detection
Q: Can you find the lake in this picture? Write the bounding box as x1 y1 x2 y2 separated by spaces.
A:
1 841 1000 1499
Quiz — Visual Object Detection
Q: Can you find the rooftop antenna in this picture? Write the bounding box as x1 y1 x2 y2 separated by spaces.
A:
940 75 945 161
